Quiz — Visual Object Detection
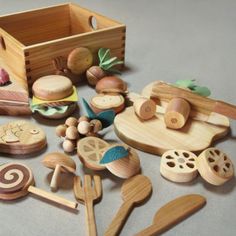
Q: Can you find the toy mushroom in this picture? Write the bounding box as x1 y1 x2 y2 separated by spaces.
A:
42 152 76 191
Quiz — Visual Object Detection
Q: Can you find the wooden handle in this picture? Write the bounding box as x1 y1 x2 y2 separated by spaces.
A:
105 201 133 236
50 164 61 192
85 200 97 236
0 36 6 50
135 225 158 236
28 186 78 209
214 101 236 120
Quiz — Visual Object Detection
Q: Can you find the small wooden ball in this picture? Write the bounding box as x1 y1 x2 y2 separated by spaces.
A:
63 139 76 153
55 124 67 137
78 116 90 123
65 117 78 127
66 126 79 140
90 119 102 133
77 121 91 135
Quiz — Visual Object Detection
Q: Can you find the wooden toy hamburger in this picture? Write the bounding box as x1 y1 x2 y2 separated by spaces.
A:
31 75 78 119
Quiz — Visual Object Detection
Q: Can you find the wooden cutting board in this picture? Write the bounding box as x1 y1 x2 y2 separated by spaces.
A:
114 84 230 155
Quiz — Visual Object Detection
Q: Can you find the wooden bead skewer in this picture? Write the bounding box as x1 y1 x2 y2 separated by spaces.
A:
0 163 77 210
164 98 191 129
135 194 206 236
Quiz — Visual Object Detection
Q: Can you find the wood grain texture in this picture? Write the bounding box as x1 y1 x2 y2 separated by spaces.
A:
152 81 236 120
74 175 102 236
135 194 206 236
105 175 152 236
197 148 234 186
0 120 47 155
114 106 229 155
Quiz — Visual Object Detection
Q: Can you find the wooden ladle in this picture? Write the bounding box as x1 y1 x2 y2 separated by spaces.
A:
104 175 152 236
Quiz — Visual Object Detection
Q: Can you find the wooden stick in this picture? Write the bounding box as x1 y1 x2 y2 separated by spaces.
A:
28 186 78 209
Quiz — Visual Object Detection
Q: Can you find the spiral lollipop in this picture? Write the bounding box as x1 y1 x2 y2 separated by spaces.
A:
0 163 77 209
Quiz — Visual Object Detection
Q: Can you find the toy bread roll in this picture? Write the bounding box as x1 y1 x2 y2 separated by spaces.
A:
133 98 156 120
197 148 234 186
164 98 190 129
160 150 198 183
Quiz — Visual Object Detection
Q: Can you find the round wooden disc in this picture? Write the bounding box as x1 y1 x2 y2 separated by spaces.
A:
160 150 198 183
0 163 34 200
197 148 234 186
105 145 141 179
77 137 109 170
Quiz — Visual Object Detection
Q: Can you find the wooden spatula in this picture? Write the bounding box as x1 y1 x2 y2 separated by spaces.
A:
74 175 102 236
135 194 206 236
105 175 152 236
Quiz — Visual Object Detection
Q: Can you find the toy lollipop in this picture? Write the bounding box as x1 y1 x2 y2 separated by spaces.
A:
0 163 77 209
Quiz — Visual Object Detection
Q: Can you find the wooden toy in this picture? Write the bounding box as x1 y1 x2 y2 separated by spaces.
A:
101 145 141 179
0 58 31 116
197 148 234 186
114 106 229 155
95 76 127 94
0 163 77 209
77 137 109 170
160 150 198 183
86 48 123 86
56 116 103 153
90 93 125 114
105 175 152 236
74 175 102 236
67 47 93 75
0 3 125 86
151 81 236 121
135 194 206 236
42 152 76 191
31 75 78 119
133 97 156 120
0 120 46 155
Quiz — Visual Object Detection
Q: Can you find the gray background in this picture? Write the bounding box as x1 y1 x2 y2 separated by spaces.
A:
0 0 236 235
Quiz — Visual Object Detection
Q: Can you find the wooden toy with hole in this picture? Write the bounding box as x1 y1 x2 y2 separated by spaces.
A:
135 194 206 236
104 175 152 236
74 175 102 236
0 3 125 87
0 163 77 210
0 120 47 155
114 81 232 155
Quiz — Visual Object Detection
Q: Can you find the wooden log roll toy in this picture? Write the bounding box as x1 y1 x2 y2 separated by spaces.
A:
197 148 234 186
164 98 191 129
0 163 77 209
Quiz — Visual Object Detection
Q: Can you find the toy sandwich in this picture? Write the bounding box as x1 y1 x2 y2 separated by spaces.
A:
31 75 78 119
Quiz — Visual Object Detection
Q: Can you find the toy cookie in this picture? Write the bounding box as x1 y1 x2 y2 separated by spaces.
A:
197 148 234 186
0 120 46 155
31 75 78 119
160 150 198 182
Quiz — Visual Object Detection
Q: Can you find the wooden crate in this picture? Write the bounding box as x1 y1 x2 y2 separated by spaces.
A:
0 3 126 88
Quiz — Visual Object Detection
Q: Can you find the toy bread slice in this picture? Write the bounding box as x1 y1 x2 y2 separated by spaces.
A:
90 94 125 114
197 148 234 186
160 150 198 182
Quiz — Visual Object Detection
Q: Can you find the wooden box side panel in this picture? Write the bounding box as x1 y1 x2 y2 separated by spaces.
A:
25 26 126 86
0 28 27 84
69 3 121 35
0 5 71 46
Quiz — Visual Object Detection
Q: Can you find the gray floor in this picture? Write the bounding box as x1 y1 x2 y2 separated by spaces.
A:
0 0 236 235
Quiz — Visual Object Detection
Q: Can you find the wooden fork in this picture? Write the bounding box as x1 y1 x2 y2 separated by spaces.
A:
74 175 102 236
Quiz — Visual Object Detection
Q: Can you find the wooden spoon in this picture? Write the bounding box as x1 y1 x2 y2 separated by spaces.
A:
104 175 152 236
135 194 206 236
